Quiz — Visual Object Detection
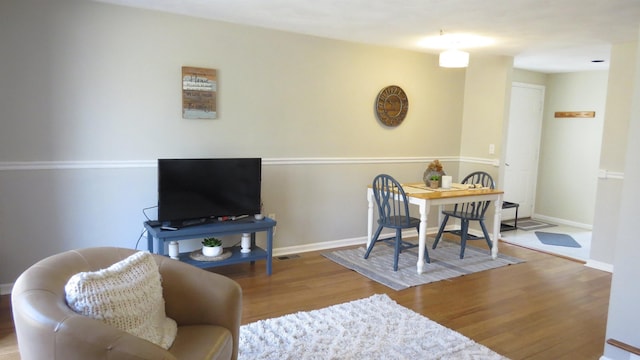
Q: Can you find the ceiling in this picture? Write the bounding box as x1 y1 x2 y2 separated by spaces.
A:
96 0 640 73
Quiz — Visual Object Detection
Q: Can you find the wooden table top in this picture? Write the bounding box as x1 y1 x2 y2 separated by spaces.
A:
369 182 503 200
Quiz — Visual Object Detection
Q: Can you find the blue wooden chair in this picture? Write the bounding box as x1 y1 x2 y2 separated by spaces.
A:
432 171 495 258
364 174 430 271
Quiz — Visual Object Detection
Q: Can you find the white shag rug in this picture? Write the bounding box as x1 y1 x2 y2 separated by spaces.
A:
239 294 509 360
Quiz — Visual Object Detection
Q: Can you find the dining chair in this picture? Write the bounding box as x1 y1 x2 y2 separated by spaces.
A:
364 174 430 271
432 171 495 259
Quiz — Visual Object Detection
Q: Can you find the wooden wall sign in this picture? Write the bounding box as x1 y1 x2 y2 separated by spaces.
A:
182 66 217 119
554 111 595 118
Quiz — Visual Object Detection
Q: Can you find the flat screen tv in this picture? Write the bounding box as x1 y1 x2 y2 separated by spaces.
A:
157 158 261 226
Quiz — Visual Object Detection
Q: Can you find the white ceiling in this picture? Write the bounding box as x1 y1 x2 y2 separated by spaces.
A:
97 0 640 73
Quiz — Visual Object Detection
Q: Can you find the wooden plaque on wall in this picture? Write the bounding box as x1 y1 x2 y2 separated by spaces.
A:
182 67 217 119
554 111 595 118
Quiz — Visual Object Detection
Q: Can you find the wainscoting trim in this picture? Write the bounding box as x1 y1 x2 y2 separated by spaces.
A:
0 156 498 171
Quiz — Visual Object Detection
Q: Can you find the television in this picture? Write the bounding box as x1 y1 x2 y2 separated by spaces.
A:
157 158 262 226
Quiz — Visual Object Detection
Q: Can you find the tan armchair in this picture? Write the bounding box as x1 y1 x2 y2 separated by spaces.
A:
11 247 242 360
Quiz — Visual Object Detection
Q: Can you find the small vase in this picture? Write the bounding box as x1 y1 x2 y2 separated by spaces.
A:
202 245 223 257
429 180 440 189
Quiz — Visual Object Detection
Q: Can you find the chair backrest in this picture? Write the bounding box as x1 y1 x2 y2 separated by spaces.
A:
372 174 412 226
454 171 495 218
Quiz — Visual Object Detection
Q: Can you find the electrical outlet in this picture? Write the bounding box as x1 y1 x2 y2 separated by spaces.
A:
489 143 495 155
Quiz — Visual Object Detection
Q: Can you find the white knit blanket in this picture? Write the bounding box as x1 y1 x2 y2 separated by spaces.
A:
239 294 509 359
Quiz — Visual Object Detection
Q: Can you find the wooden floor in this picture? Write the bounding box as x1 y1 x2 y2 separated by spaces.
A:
0 239 611 360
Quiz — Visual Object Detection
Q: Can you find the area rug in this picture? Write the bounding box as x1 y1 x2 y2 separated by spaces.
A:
239 294 509 360
535 231 582 248
515 219 556 231
322 240 523 291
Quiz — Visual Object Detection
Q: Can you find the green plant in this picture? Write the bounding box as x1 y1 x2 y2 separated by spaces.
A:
430 175 440 181
202 237 222 247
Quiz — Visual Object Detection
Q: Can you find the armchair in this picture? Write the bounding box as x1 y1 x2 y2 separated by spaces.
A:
11 247 242 360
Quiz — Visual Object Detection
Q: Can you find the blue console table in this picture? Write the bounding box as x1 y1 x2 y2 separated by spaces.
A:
144 217 276 275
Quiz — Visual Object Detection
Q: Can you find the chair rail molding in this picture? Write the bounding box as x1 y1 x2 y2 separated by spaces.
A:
598 169 624 180
0 160 157 171
0 156 494 171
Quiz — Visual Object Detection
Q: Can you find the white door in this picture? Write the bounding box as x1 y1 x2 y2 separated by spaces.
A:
503 83 545 219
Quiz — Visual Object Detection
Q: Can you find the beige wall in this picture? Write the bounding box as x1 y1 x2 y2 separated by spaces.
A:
599 42 637 171
512 69 548 85
534 71 608 226
460 54 513 173
591 41 638 266
0 0 464 161
603 27 640 360
3 0 511 286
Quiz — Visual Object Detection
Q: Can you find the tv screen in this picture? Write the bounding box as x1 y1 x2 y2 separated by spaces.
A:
157 158 261 225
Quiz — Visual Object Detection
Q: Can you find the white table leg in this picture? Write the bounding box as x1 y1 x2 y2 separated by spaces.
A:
491 194 503 259
417 201 429 273
367 188 374 248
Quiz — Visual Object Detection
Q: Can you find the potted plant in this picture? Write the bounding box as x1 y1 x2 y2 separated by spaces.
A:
429 175 441 189
423 159 446 187
202 237 223 257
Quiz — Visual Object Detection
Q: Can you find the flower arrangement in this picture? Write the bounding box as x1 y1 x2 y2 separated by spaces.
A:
426 159 444 174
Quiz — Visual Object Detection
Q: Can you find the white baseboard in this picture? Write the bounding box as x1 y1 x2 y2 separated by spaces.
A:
0 283 13 296
585 260 614 273
274 224 479 258
273 235 367 257
532 214 592 230
273 229 423 257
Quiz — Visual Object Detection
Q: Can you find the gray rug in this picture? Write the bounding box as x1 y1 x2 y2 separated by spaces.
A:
239 294 509 359
535 231 582 248
323 240 523 291
515 219 556 231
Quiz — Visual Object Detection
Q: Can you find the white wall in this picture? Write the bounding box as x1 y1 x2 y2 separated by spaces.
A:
3 0 519 287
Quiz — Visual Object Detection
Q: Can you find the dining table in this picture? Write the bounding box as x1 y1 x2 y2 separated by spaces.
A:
367 182 504 273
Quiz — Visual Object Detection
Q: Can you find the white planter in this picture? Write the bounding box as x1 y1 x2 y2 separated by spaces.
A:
202 245 223 257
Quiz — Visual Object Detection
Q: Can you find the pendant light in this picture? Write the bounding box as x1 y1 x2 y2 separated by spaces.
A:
438 30 469 68
439 49 469 68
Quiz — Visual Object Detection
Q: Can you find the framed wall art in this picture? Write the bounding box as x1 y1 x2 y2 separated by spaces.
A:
182 66 217 119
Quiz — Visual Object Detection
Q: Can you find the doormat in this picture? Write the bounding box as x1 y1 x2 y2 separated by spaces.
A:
516 219 556 231
535 231 581 248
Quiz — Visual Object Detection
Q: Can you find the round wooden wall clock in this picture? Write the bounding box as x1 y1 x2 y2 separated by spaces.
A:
375 85 408 127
